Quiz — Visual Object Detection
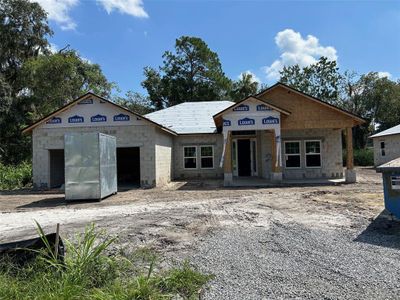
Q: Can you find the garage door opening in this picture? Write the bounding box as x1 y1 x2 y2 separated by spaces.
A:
49 149 65 188
117 147 140 188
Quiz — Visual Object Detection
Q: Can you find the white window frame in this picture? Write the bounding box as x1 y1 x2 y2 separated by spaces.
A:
200 145 214 169
284 140 301 169
183 146 197 169
304 140 322 168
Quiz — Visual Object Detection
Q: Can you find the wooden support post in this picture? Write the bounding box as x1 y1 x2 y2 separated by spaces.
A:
224 132 232 174
346 127 354 170
54 223 60 260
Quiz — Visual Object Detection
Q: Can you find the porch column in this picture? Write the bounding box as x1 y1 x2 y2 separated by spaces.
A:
345 127 356 183
224 131 233 186
271 130 283 182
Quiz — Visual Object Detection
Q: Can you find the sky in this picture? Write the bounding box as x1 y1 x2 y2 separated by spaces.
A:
36 0 400 96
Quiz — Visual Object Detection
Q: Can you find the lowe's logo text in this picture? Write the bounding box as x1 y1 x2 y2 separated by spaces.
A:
91 114 107 122
113 114 130 121
223 119 231 126
46 117 61 124
238 118 255 126
262 116 279 124
233 104 249 112
68 115 84 123
257 104 272 111
78 99 93 105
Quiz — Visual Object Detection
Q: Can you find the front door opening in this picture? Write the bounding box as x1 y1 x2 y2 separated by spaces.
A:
49 149 65 188
233 138 258 177
237 139 252 176
117 147 140 187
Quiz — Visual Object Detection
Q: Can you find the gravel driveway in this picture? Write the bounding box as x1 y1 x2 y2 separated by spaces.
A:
1 168 400 299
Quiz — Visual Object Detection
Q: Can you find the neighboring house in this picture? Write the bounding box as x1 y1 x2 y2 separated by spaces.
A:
370 124 400 166
23 83 365 189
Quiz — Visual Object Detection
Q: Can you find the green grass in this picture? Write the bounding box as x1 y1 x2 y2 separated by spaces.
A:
0 223 212 300
0 161 32 190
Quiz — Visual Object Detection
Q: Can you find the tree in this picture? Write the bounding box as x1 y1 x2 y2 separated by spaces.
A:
354 73 400 131
19 50 114 119
230 72 259 101
142 36 231 108
0 0 52 93
0 0 52 164
0 0 114 164
279 57 341 104
114 91 154 115
141 67 167 110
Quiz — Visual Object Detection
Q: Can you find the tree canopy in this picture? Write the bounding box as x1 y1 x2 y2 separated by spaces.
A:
114 91 154 115
0 0 113 164
142 36 232 108
279 57 341 104
230 72 259 102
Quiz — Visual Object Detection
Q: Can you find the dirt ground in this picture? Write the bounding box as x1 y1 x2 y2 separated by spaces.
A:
1 167 400 299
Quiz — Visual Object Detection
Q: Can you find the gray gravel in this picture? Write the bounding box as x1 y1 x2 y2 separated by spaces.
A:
192 217 400 299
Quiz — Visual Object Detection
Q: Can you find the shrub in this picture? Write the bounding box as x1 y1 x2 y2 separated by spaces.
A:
0 161 32 190
343 148 374 167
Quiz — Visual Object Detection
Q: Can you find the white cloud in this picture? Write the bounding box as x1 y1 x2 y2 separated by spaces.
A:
239 70 261 84
264 29 338 80
32 0 79 30
32 0 148 31
97 0 148 18
377 71 392 79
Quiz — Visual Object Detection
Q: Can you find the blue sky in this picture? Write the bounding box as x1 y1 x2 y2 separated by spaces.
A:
39 0 400 96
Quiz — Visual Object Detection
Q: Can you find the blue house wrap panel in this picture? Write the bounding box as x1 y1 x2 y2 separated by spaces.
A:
382 171 400 219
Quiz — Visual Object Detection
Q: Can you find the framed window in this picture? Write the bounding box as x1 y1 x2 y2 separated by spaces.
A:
284 141 301 168
183 146 197 169
380 141 385 156
200 145 214 169
305 140 321 168
391 176 400 190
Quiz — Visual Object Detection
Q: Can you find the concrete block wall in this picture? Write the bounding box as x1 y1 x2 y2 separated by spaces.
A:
373 135 400 166
172 134 224 179
281 128 343 179
154 128 173 186
32 124 158 189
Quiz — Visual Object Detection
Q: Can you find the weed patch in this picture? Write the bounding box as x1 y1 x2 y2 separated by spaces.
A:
0 223 211 300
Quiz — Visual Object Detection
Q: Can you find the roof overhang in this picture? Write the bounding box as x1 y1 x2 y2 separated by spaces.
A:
257 83 366 126
22 92 177 136
370 132 400 139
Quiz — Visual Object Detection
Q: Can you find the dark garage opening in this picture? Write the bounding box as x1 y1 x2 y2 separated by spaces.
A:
117 147 140 188
49 149 65 188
